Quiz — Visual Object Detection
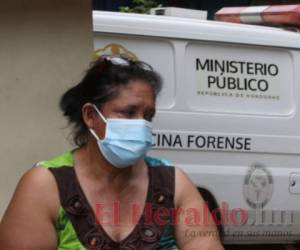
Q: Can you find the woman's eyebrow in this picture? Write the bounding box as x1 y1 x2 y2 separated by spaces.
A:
118 104 155 114
123 104 138 110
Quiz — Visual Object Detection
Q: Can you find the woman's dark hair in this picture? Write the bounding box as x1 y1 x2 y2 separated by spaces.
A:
60 55 163 147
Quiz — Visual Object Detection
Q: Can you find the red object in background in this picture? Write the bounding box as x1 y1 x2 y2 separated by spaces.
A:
215 4 300 27
262 4 300 26
215 7 246 23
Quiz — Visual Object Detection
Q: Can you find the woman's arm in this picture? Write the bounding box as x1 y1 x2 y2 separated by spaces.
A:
0 167 59 250
174 167 224 250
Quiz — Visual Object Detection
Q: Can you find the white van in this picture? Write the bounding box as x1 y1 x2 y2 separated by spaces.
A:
93 10 300 245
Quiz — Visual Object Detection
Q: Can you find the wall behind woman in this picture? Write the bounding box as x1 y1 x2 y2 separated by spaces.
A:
0 0 93 218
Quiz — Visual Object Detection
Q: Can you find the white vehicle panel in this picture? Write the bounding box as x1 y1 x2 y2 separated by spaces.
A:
93 11 300 244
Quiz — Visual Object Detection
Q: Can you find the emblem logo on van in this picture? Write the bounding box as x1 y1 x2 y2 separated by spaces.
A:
243 163 273 209
94 43 138 61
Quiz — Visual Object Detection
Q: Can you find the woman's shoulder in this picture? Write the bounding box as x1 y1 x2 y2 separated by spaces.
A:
14 167 58 203
1 165 60 229
0 166 59 249
2 150 75 223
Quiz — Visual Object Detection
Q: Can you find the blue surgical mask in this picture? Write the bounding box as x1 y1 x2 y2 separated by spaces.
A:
89 105 153 168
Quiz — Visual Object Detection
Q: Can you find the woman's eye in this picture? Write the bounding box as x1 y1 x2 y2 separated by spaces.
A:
120 110 134 117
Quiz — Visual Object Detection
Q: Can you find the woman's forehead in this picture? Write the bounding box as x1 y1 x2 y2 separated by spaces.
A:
113 81 155 104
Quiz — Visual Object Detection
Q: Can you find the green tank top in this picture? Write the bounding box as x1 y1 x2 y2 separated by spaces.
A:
38 150 178 250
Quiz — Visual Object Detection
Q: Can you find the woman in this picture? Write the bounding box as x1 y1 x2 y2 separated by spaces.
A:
0 55 224 250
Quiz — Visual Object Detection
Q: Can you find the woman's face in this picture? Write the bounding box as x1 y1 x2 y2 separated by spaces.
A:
86 80 156 140
101 80 156 121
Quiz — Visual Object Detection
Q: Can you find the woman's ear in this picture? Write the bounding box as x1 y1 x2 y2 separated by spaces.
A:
82 103 97 129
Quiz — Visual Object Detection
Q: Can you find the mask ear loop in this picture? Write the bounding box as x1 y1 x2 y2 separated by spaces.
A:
89 104 107 141
92 104 107 123
89 128 101 141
